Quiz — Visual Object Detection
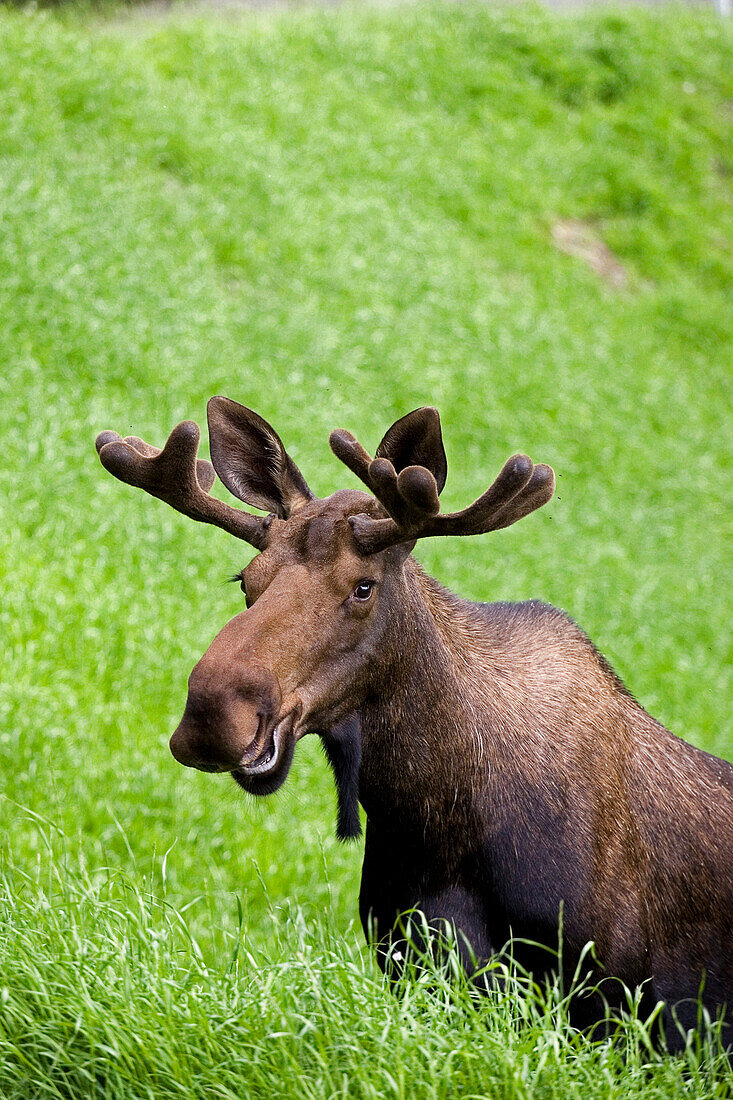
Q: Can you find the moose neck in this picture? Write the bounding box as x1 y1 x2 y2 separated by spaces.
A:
359 558 491 836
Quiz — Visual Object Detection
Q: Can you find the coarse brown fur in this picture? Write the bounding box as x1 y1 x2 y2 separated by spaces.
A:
96 400 733 1053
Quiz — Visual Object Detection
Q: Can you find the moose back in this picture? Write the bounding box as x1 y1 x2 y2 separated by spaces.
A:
96 400 733 1051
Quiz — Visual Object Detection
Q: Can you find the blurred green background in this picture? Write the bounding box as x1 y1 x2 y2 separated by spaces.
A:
1 0 731 957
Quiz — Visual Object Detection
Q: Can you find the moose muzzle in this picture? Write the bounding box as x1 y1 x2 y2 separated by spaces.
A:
169 661 284 774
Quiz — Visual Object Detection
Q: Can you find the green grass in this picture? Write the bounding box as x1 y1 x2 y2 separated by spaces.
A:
0 2 731 1095
3 836 732 1100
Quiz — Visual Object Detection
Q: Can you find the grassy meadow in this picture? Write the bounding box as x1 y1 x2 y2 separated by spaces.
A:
1 2 732 1095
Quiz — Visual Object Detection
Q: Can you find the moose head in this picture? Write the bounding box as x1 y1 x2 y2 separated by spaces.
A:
96 399 554 817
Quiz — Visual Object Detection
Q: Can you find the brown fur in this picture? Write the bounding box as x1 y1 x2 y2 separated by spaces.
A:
96 400 733 1050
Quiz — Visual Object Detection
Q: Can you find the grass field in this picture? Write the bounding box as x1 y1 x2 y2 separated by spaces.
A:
1 2 732 1095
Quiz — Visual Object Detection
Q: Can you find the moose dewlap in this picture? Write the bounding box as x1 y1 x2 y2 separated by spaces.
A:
96 399 733 1052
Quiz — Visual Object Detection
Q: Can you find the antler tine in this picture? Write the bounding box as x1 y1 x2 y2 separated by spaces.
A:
427 454 535 536
330 430 441 529
329 430 373 488
96 420 267 548
479 463 555 532
346 458 447 554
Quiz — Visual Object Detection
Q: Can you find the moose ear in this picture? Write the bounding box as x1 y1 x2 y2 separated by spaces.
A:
207 397 314 518
375 407 447 494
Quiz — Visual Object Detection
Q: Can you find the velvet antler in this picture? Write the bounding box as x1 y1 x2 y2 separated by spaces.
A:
96 419 269 548
330 410 555 554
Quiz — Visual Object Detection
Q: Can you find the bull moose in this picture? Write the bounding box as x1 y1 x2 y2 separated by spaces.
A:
96 399 733 1051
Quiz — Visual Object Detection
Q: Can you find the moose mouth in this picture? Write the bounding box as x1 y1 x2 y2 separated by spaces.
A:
231 707 300 796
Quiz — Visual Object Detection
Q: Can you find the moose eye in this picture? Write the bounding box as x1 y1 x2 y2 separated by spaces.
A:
353 581 375 601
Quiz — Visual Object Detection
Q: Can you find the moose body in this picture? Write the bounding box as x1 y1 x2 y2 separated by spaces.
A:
96 400 733 1051
356 578 733 1044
